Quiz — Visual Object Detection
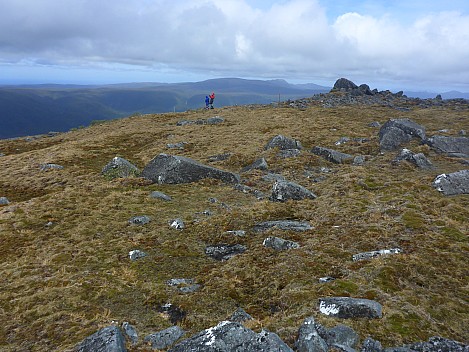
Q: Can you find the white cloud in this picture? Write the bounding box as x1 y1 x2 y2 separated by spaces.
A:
0 0 468 90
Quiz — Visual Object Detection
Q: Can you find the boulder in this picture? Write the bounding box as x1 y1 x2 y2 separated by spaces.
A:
361 337 383 352
252 220 313 233
102 157 140 179
75 325 127 352
333 78 358 91
295 317 328 352
352 248 401 262
393 149 433 169
318 297 382 319
205 244 247 261
433 170 469 195
265 135 302 150
149 191 172 201
128 215 151 225
168 321 293 352
129 250 147 261
325 324 359 348
425 136 469 157
241 158 268 173
141 154 240 184
379 119 426 151
263 236 300 250
0 197 10 205
122 322 138 345
311 146 354 164
144 326 185 350
271 180 317 202
228 308 253 323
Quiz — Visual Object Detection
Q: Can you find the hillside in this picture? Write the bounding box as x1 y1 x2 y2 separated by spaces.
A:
0 78 328 139
0 91 468 351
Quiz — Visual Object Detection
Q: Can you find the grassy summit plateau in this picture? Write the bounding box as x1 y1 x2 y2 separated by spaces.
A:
0 99 468 351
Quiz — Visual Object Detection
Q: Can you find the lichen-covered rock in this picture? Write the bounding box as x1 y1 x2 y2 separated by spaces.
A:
241 157 268 173
149 191 172 201
252 220 313 233
75 325 127 352
144 326 185 350
425 135 469 157
311 146 354 164
379 119 426 151
352 248 401 262
102 157 140 179
128 215 151 225
205 244 246 261
141 154 240 184
318 297 382 319
295 317 328 352
393 149 433 169
433 170 469 195
271 180 317 202
265 135 302 150
263 236 300 250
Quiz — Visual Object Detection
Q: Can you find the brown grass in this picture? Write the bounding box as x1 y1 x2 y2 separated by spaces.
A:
0 104 468 351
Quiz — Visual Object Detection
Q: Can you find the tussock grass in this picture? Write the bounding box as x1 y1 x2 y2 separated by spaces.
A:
0 104 468 351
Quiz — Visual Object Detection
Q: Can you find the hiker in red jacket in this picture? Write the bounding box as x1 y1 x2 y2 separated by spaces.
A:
209 92 215 109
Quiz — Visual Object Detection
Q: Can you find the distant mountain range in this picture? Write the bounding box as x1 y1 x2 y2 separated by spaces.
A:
0 78 329 139
1 77 468 139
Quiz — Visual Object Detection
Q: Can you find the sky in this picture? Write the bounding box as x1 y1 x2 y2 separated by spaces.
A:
1 0 469 92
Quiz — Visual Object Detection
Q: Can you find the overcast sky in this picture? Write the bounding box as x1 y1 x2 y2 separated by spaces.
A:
1 0 469 91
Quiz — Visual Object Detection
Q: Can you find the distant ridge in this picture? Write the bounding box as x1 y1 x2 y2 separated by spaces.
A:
0 78 329 139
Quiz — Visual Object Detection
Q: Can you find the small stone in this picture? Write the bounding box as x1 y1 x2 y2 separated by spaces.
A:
149 191 172 201
40 163 64 171
169 218 185 230
319 276 336 283
128 215 151 225
225 230 246 237
263 236 300 250
0 197 10 205
352 248 401 262
129 250 147 261
205 244 246 261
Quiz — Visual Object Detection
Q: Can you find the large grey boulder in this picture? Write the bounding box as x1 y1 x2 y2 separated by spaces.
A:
141 154 240 184
393 149 433 169
379 119 426 151
425 136 469 157
252 220 313 233
311 146 354 164
102 157 140 179
271 180 317 202
295 317 328 352
333 78 358 91
168 321 293 352
263 236 300 250
433 170 469 195
75 325 127 352
205 244 246 261
318 297 382 319
144 326 185 350
265 135 302 150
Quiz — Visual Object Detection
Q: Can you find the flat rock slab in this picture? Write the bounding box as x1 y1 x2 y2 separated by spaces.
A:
205 244 247 261
352 248 401 262
263 236 300 250
75 325 127 352
311 146 354 164
318 297 382 319
102 156 140 179
168 321 293 352
425 135 469 157
144 326 185 350
252 220 313 233
141 154 240 184
271 180 317 202
433 170 469 195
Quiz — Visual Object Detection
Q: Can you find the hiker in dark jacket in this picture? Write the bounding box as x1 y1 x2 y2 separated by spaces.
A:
205 95 210 109
209 92 215 109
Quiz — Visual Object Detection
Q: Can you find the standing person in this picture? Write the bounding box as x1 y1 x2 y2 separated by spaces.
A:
205 95 210 109
209 92 215 109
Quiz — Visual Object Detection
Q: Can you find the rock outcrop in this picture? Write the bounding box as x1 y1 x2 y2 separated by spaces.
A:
433 170 469 195
141 154 240 184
